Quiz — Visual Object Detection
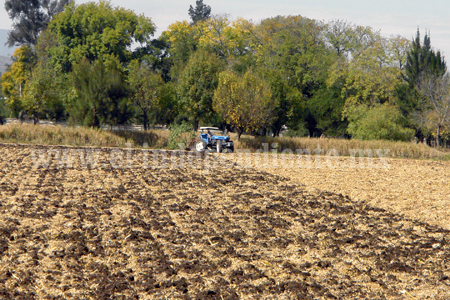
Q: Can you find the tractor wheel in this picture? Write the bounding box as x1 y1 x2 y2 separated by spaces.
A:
223 147 234 153
194 139 207 152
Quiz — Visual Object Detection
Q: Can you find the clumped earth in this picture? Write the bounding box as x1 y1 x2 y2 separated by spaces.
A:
0 144 449 299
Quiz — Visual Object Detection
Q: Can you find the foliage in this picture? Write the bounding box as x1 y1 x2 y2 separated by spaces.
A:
197 15 249 63
168 121 195 150
177 50 224 129
48 0 155 72
346 103 414 141
328 35 405 112
213 70 274 139
307 85 347 137
397 29 447 132
161 20 200 78
405 30 446 86
22 61 66 121
0 98 9 124
71 58 128 127
325 20 380 58
151 82 179 125
188 0 211 24
4 0 72 46
1 45 36 115
127 60 164 130
132 38 173 82
250 16 336 136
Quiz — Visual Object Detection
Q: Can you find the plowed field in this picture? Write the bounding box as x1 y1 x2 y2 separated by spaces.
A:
0 144 449 299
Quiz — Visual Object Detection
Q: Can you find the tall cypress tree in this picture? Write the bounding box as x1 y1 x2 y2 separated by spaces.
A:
404 29 446 86
397 29 446 121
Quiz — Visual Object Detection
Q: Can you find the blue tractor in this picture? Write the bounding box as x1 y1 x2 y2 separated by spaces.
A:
194 127 234 153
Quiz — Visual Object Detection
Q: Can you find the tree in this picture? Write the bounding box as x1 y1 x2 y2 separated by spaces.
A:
0 76 10 123
22 60 66 121
127 60 164 130
325 20 379 59
1 45 35 115
161 20 200 78
404 29 446 87
177 50 224 130
152 82 179 125
307 84 348 137
4 0 72 46
346 103 414 141
251 16 336 136
71 58 128 127
328 35 404 114
162 16 250 79
213 70 275 139
188 0 211 24
415 73 450 147
48 0 155 72
397 29 447 137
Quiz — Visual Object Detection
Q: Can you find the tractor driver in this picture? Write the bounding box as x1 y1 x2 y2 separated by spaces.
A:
207 129 212 139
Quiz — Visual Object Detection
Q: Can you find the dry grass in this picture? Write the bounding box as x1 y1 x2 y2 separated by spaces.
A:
1 123 449 160
0 123 169 148
234 134 449 160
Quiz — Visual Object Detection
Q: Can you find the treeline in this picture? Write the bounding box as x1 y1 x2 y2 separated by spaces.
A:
1 0 449 145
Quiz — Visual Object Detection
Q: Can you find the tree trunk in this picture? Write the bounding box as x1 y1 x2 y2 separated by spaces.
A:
193 119 199 131
143 112 148 131
436 125 441 148
92 107 100 128
237 129 243 140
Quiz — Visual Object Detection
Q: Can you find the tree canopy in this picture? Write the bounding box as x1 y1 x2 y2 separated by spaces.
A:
48 0 155 72
213 70 274 139
4 0 72 46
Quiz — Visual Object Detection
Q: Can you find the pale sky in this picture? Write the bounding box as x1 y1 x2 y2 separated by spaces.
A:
1 0 449 58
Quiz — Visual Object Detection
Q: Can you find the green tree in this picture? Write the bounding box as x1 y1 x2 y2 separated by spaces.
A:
307 85 348 137
188 0 211 24
250 16 335 136
213 70 274 139
22 60 66 121
161 20 200 80
132 38 173 82
177 50 224 130
71 58 128 127
127 60 164 130
329 36 403 110
5 0 72 46
346 103 414 141
0 75 10 123
152 82 179 125
405 30 446 85
48 0 155 72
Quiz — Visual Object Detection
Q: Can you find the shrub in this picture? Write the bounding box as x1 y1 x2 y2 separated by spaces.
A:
167 121 196 150
346 103 415 141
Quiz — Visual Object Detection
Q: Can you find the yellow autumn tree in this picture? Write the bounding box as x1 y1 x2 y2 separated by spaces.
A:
1 45 35 115
213 70 275 139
